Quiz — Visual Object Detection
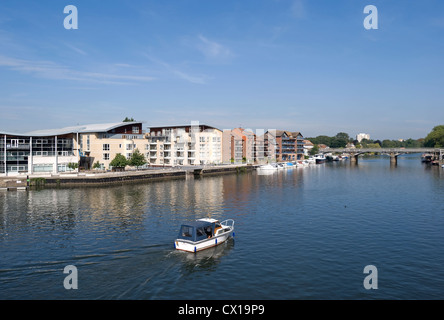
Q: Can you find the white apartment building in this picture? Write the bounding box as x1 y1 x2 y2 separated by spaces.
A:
356 133 371 142
146 122 222 166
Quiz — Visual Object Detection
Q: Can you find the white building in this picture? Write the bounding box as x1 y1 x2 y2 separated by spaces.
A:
356 133 371 142
146 122 222 166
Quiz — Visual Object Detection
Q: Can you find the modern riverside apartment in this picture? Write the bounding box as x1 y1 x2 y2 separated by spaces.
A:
0 121 145 175
265 130 305 162
222 128 266 164
146 122 223 166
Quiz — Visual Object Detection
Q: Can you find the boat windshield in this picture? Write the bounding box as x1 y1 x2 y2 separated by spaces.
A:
177 221 215 242
180 225 193 238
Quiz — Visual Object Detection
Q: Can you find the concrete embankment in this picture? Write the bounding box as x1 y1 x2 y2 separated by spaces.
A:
192 164 255 176
1 165 257 189
29 169 186 187
0 177 28 190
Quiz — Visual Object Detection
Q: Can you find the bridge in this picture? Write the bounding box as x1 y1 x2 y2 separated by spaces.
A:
319 148 444 165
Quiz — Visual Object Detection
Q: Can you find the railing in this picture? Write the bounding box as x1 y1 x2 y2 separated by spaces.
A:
221 219 235 229
320 147 439 154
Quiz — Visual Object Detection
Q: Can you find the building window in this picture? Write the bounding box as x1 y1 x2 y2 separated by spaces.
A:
103 144 110 151
133 126 140 134
126 153 132 159
103 153 110 160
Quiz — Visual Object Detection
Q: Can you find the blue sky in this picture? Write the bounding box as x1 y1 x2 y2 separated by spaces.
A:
0 0 443 139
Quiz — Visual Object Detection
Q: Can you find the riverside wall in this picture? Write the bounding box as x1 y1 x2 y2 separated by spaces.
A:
1 165 257 189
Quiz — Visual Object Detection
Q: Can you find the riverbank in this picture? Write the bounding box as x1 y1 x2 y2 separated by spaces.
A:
1 164 256 189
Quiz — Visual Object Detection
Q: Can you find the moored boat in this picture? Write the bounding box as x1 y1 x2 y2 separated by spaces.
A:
175 218 235 253
258 164 278 170
314 154 326 164
421 154 433 163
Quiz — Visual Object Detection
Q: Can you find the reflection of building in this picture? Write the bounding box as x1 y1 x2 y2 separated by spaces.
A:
356 133 370 142
222 128 264 164
146 122 222 166
265 130 304 162
0 121 145 174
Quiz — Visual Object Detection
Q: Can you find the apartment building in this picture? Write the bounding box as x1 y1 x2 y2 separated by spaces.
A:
222 128 265 164
76 122 146 169
146 122 222 166
0 121 146 175
265 130 304 162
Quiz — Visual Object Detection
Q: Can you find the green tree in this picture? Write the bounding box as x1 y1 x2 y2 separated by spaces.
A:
123 117 135 122
310 144 319 155
335 132 350 142
366 143 381 149
382 139 396 148
110 153 128 168
424 125 444 147
129 149 147 168
330 136 347 148
67 162 79 170
93 161 101 169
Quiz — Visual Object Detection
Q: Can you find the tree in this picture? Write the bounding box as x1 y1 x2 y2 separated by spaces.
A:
330 137 347 148
129 149 147 168
335 132 351 142
67 162 79 170
93 161 101 169
382 139 396 148
310 144 319 155
424 125 444 148
110 153 128 168
123 117 135 122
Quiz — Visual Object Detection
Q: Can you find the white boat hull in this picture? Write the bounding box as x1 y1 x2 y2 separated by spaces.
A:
175 229 234 253
258 164 277 170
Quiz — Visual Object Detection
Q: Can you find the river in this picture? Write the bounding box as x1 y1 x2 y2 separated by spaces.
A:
1 155 444 299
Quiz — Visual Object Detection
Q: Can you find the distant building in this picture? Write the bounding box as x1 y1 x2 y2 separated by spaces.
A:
303 139 314 156
356 133 370 142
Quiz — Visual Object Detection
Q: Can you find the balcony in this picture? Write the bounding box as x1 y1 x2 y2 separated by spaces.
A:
7 143 30 150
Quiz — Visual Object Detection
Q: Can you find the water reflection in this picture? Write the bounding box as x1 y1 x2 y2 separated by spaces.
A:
2 156 444 299
178 239 235 275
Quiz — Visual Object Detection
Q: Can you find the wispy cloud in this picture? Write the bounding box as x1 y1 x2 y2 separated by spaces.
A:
144 54 207 84
197 35 233 60
290 0 307 19
0 55 155 85
64 43 88 56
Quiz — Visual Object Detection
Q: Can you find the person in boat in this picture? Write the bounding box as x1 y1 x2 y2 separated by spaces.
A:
205 226 213 238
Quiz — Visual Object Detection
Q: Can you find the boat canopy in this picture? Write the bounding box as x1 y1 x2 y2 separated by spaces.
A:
177 220 215 242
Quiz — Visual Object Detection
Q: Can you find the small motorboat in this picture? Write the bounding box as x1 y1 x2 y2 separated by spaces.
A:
258 164 278 170
314 154 326 164
174 218 235 253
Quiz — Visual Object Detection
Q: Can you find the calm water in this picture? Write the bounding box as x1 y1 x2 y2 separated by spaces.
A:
1 155 444 300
